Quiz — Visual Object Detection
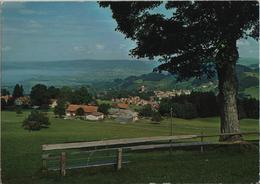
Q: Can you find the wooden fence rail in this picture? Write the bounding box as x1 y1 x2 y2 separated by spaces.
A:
42 135 198 151
41 131 259 176
42 131 258 151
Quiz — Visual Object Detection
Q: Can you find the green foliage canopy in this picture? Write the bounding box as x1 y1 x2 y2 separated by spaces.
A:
12 84 24 98
98 103 111 115
139 104 153 117
22 110 50 131
30 84 49 106
69 87 93 105
100 1 259 79
76 107 85 116
1 89 10 96
54 99 66 118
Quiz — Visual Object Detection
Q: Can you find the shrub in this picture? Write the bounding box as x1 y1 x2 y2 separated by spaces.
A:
151 111 162 123
98 103 111 115
237 102 246 120
40 104 49 111
158 99 172 116
22 110 50 131
139 104 153 117
240 98 259 119
172 103 198 119
1 98 7 110
159 92 218 118
16 107 23 115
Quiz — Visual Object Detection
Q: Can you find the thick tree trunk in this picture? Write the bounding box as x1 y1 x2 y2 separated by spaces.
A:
216 41 242 142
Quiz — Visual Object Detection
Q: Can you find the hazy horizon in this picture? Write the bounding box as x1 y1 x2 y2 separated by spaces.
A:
3 56 259 64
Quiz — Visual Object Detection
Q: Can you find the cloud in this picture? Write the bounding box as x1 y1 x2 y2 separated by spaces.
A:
95 43 105 50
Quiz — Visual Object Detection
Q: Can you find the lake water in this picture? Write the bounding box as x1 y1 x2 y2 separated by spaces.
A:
2 59 158 89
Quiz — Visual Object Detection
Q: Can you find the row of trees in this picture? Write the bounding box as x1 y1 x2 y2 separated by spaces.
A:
2 84 110 119
138 104 162 122
138 92 259 120
238 98 259 119
1 84 24 98
1 85 25 110
29 84 96 107
1 84 94 109
1 84 61 109
159 92 259 119
159 92 219 119
30 84 59 107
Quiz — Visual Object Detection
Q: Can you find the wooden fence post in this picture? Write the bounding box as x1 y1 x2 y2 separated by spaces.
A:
42 158 47 173
60 152 66 176
169 139 173 155
42 154 48 173
116 148 122 170
200 131 204 153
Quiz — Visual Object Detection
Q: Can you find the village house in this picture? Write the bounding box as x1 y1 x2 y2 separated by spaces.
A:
85 112 104 121
66 104 104 121
113 103 129 109
49 99 58 108
109 103 138 123
139 85 146 93
109 108 138 122
14 96 30 106
1 95 12 103
112 97 159 109
154 89 191 100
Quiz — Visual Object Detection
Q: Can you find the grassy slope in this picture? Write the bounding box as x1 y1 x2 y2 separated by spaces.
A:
1 111 259 184
244 86 259 99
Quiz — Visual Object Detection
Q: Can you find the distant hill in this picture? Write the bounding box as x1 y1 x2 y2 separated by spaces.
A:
2 59 158 92
238 57 259 67
93 63 258 99
2 58 259 98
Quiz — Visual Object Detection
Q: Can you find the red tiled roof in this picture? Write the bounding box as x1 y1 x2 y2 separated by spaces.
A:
67 104 98 113
117 103 128 109
1 95 12 102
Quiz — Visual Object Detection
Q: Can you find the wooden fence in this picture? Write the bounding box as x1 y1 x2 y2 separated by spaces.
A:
41 131 259 176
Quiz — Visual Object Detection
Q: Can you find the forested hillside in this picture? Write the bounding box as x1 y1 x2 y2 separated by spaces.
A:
94 63 259 99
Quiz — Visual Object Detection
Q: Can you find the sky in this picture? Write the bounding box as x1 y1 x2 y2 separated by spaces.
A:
1 2 259 62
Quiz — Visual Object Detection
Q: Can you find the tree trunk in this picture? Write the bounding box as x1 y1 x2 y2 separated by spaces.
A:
216 40 242 142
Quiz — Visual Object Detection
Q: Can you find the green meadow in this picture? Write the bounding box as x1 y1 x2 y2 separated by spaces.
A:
1 110 259 184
